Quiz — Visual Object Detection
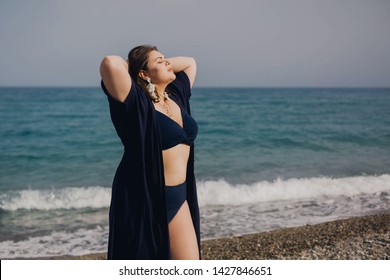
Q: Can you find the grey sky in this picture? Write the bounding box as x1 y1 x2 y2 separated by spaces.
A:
0 0 389 87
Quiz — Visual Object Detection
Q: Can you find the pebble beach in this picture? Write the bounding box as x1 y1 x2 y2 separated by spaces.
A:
45 213 389 260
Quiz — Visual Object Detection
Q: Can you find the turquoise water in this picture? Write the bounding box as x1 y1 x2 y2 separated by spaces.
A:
0 87 389 258
196 87 390 183
2 87 389 188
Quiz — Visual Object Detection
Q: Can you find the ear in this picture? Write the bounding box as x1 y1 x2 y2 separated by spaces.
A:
138 70 149 81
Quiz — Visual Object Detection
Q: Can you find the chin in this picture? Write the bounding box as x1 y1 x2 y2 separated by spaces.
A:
169 72 176 82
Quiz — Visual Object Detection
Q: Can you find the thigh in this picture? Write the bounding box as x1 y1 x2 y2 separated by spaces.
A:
168 201 199 260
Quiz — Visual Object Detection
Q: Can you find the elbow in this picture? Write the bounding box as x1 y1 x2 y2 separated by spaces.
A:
190 57 197 72
189 57 196 66
100 56 112 77
185 57 196 71
100 55 123 77
100 55 115 70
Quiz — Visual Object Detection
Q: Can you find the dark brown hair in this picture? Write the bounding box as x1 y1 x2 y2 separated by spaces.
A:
128 45 158 99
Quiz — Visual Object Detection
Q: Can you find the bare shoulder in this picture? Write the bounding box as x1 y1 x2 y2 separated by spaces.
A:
100 55 131 103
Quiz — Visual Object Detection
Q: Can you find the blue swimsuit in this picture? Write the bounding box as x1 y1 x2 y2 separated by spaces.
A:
156 105 198 222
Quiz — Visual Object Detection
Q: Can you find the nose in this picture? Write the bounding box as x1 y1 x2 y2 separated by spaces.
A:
165 59 170 65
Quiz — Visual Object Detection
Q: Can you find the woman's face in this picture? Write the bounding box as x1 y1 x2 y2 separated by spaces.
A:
145 50 176 85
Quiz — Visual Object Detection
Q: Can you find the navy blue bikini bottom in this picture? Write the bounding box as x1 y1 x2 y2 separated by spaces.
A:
165 181 187 223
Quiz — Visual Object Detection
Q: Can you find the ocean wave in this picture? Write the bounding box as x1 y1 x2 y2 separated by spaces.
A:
1 174 389 211
0 186 111 211
197 174 390 206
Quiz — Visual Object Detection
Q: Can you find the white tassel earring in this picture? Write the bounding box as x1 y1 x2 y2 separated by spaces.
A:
146 77 159 102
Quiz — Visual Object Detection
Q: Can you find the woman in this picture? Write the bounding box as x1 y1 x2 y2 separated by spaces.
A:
100 45 200 260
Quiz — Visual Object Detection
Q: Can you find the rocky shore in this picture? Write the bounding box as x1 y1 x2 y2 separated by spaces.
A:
37 213 390 260
201 213 390 260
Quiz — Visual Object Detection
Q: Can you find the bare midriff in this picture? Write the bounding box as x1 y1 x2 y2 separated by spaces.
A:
162 143 190 186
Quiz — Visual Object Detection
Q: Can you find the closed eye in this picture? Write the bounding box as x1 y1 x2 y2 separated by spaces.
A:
154 56 165 63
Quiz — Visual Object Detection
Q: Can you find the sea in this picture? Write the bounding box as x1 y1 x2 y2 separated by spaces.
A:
0 87 389 258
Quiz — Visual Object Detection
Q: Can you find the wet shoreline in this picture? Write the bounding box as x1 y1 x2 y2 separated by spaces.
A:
22 213 389 260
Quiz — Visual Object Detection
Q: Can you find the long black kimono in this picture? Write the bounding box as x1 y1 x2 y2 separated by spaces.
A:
101 71 200 259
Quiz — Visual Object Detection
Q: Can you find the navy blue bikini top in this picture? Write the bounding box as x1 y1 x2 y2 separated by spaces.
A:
156 107 198 150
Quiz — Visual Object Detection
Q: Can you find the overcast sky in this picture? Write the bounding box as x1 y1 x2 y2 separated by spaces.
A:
1 0 389 87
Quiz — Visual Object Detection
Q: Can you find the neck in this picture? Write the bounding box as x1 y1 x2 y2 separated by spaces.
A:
155 83 168 100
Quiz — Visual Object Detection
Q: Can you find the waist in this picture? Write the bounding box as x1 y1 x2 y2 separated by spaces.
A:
162 146 189 186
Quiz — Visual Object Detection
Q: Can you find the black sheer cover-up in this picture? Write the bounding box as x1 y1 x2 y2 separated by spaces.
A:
101 71 201 259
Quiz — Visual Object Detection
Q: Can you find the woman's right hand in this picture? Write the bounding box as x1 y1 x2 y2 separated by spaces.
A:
100 55 132 103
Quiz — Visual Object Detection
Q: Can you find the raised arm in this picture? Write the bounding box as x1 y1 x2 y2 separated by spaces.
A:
100 55 131 103
168 57 197 88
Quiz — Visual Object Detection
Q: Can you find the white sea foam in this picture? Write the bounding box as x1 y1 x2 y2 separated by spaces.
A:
1 174 389 211
1 175 389 258
0 186 111 211
197 174 390 207
0 226 109 259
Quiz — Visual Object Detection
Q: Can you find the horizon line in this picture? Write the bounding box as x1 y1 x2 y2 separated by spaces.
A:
1 85 390 89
